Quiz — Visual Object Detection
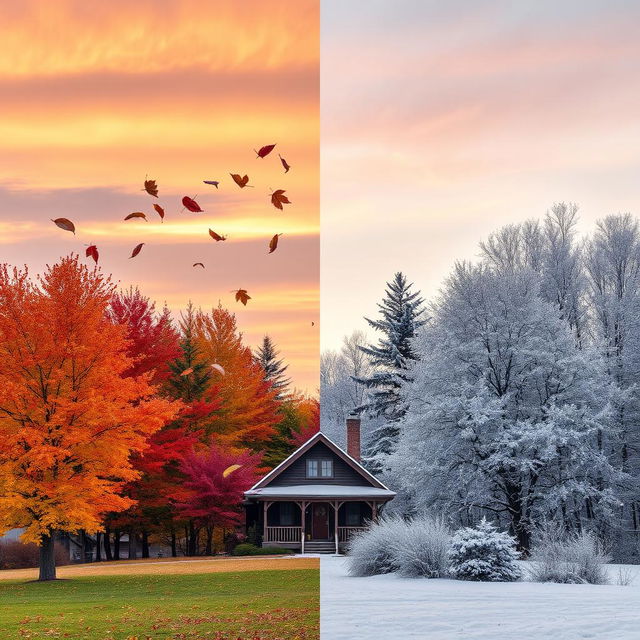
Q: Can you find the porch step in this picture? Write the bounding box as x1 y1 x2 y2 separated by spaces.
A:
303 541 336 553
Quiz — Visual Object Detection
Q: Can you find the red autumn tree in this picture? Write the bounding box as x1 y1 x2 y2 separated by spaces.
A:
0 256 179 580
194 305 280 453
175 445 260 555
107 287 180 384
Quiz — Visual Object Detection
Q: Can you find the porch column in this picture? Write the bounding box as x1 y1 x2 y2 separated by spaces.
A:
298 501 308 554
372 502 379 523
332 501 344 554
262 501 272 543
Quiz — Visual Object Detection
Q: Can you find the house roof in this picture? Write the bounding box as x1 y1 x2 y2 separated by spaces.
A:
245 431 393 494
245 484 396 500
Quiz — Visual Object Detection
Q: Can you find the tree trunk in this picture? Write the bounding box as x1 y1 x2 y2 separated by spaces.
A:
39 533 57 581
142 530 149 558
171 531 177 558
104 527 113 561
114 530 121 560
128 529 137 559
95 532 102 562
205 526 213 556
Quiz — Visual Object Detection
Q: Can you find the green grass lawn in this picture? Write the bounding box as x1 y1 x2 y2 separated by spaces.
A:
0 569 319 639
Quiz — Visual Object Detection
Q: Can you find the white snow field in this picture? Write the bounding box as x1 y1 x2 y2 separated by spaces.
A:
320 555 640 640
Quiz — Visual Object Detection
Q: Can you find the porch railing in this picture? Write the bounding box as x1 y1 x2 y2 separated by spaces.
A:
338 526 366 542
264 526 302 543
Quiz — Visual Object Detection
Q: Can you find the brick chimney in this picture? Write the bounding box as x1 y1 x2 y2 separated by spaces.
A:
346 414 361 461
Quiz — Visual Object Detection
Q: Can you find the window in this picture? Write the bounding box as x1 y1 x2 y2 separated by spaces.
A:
321 460 333 477
280 502 294 526
345 503 361 526
307 459 318 477
306 459 333 478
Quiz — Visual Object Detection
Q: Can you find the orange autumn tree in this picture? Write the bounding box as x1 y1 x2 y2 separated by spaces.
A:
194 305 280 454
0 256 178 580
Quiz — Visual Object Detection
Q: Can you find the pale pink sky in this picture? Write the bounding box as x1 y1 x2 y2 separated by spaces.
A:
321 0 640 349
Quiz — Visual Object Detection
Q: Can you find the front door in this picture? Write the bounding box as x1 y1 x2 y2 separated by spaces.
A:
311 503 329 539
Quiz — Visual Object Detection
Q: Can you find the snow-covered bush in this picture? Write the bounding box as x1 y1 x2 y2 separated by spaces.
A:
389 515 451 578
529 528 610 585
448 519 521 582
346 515 405 576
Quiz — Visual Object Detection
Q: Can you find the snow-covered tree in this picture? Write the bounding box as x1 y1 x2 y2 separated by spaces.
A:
320 331 373 447
584 214 640 536
254 335 291 398
448 519 521 582
394 264 619 549
356 272 426 473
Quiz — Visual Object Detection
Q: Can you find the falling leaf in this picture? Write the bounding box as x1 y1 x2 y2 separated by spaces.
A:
208 229 227 242
203 180 219 188
153 204 165 222
180 367 194 376
85 245 99 264
312 321 315 326
129 243 145 259
193 262 205 269
230 173 252 188
182 196 203 213
52 218 75 234
255 144 276 158
124 212 147 221
270 189 291 210
279 154 291 173
233 289 251 306
144 179 158 197
211 363 225 376
223 464 242 478
269 233 282 254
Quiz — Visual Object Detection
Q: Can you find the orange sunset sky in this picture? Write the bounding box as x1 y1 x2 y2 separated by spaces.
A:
0 0 319 392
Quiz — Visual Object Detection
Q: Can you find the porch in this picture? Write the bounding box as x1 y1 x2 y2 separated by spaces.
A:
258 499 382 554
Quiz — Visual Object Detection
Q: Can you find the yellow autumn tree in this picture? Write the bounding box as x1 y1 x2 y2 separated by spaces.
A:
0 256 179 580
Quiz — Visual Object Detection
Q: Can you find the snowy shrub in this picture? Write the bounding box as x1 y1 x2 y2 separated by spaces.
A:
529 528 610 585
390 516 451 578
448 519 521 582
346 515 405 576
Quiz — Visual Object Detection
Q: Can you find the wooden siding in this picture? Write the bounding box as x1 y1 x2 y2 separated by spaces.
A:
268 441 372 487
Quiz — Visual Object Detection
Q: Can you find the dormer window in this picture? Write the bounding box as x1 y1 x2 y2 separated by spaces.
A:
307 459 333 478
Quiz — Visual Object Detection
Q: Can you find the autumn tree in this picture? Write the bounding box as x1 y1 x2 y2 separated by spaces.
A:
0 256 178 580
176 446 260 555
194 305 280 453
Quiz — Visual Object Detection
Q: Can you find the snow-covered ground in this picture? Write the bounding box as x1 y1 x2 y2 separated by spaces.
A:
320 555 640 640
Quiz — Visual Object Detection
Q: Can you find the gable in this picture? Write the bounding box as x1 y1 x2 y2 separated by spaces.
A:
249 432 389 491
269 441 370 487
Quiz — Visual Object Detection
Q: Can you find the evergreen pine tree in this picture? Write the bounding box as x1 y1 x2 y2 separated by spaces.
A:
355 272 425 472
166 302 211 403
255 335 291 398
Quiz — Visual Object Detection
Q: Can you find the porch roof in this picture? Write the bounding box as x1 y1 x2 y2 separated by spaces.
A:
244 484 396 500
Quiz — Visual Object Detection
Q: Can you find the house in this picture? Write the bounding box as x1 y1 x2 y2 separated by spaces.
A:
244 415 395 554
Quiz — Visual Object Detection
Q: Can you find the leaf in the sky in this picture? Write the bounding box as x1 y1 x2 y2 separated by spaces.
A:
230 173 252 188
270 189 291 210
203 180 219 189
180 367 194 376
222 464 242 478
182 196 203 212
268 233 282 254
193 262 205 269
279 154 291 173
255 144 276 158
86 245 99 264
129 243 145 259
124 212 147 221
144 179 158 197
211 363 225 376
209 229 227 242
52 218 75 234
153 204 165 222
233 289 251 306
